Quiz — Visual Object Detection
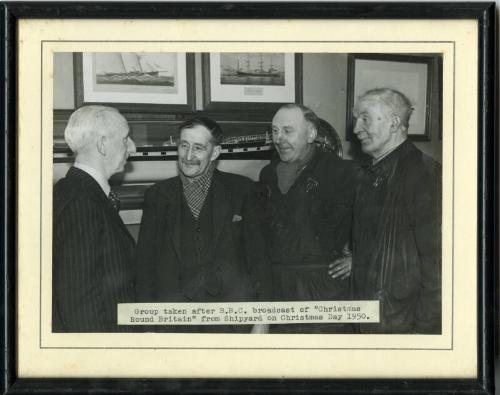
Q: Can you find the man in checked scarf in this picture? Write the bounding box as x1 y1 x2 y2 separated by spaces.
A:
136 117 271 333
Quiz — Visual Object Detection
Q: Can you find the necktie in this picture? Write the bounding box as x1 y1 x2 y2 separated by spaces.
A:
108 189 120 211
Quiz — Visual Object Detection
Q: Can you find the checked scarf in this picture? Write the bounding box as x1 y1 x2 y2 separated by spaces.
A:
179 162 216 219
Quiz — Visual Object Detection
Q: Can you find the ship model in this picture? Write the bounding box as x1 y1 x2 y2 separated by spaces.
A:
222 132 273 147
161 132 274 153
55 129 338 162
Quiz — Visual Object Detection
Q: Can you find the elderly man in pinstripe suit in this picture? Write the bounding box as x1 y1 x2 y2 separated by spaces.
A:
52 105 136 332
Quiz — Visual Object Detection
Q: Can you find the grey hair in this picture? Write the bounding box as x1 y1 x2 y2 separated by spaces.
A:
178 116 223 146
64 105 128 154
355 88 414 131
276 103 320 131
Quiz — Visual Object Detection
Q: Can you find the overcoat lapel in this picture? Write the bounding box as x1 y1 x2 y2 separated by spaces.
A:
101 195 136 245
211 172 232 249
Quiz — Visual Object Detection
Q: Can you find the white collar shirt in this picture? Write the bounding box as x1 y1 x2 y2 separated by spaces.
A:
73 162 111 197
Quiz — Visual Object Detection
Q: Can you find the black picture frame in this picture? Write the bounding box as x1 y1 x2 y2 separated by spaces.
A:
74 52 196 116
2 2 497 394
202 52 303 120
345 53 439 142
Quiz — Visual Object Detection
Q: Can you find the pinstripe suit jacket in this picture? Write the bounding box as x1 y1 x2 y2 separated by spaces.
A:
52 167 135 332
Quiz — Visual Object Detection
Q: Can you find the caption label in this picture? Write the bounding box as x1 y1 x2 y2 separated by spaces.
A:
118 301 379 325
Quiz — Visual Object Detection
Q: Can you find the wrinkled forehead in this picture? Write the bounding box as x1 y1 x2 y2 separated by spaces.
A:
354 96 391 116
272 107 307 127
180 125 213 145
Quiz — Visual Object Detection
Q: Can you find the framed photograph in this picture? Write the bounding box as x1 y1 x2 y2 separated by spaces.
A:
346 53 438 141
75 52 196 114
3 2 496 395
202 52 303 117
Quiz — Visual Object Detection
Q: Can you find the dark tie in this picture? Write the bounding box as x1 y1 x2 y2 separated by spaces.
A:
108 189 121 211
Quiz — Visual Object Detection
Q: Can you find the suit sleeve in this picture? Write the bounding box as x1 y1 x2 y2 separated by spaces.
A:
411 164 442 333
53 197 105 332
242 182 273 301
135 186 159 302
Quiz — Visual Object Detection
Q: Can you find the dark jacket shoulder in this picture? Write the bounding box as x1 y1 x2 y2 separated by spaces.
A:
259 161 274 183
313 150 360 180
53 167 106 219
399 142 441 186
216 170 255 192
144 176 180 200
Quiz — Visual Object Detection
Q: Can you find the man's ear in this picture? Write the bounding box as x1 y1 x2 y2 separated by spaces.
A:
307 124 318 143
210 145 222 161
389 115 401 133
96 135 106 156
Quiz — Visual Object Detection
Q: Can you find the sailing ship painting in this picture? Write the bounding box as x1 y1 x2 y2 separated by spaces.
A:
95 53 176 87
220 53 285 86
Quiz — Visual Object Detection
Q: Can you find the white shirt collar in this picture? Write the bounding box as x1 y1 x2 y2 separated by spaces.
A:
73 162 111 196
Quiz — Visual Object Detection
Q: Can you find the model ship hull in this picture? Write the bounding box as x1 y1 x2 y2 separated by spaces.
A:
236 70 280 77
54 132 274 163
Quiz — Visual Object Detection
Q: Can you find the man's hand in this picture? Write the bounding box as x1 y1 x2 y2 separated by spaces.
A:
251 324 269 334
328 256 352 280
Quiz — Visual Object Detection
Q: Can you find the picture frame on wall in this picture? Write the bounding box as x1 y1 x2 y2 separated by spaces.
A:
74 52 196 114
3 2 496 395
346 53 439 141
202 52 303 118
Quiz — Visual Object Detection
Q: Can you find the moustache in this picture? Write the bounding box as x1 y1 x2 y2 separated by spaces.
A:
180 160 200 166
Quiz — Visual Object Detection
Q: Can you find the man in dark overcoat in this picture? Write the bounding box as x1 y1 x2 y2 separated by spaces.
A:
351 88 442 334
53 105 137 332
258 104 359 333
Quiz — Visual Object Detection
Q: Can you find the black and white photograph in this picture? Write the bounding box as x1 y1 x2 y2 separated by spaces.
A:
11 12 492 386
52 51 443 335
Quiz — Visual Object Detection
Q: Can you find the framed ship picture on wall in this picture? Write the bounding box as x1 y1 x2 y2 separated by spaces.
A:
202 52 302 118
74 52 196 114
